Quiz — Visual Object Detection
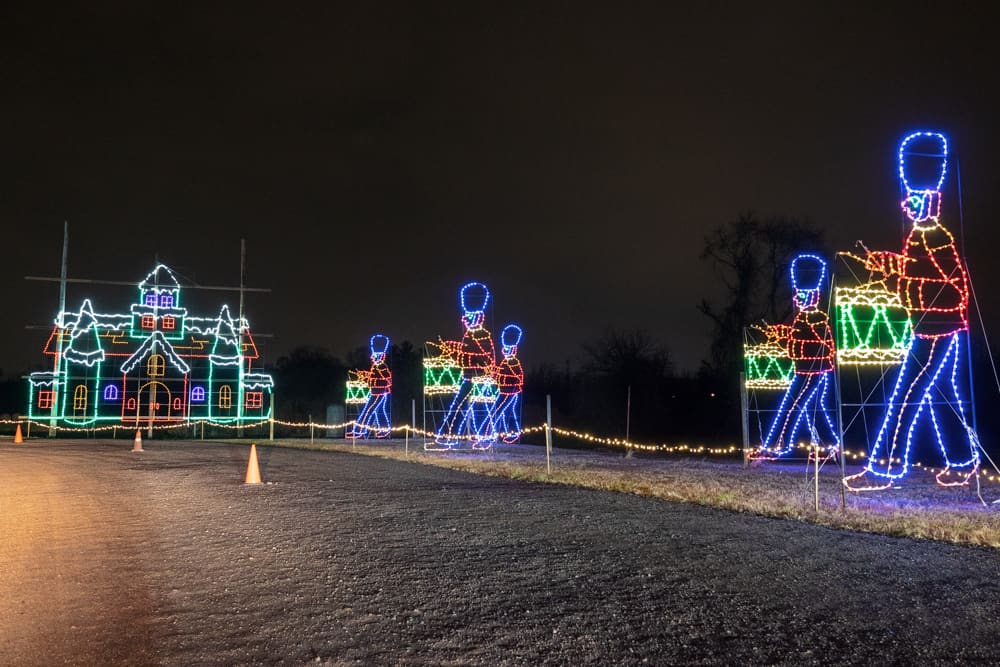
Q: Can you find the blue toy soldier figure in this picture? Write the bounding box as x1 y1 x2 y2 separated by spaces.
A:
491 324 524 444
348 334 392 438
845 132 979 491
753 254 839 460
435 282 497 448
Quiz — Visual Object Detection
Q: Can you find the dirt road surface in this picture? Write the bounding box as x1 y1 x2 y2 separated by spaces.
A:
2 440 999 665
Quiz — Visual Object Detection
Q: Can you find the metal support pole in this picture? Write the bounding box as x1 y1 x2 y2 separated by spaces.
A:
26 420 31 439
625 385 631 442
50 222 69 438
237 239 246 440
834 364 847 509
545 394 552 475
269 414 274 442
407 398 415 457
814 443 820 512
830 272 847 509
200 420 205 441
739 371 750 469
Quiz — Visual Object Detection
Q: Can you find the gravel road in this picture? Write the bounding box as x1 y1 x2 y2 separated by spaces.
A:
2 440 999 665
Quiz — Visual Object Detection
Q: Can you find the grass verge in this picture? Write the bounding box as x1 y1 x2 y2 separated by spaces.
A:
265 439 1000 549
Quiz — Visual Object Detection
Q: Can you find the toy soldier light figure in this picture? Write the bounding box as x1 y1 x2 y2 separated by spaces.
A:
491 324 524 444
845 131 979 491
753 254 839 460
435 282 497 448
348 334 392 438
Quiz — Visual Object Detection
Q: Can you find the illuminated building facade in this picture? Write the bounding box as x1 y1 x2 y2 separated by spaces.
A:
27 264 274 427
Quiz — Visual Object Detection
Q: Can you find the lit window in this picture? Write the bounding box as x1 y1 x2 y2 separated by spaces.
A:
148 354 165 377
103 385 119 401
162 316 176 330
144 293 157 306
191 386 206 402
141 315 155 329
172 397 182 411
38 390 55 409
160 294 174 308
219 385 232 409
73 385 88 411
126 397 137 411
245 391 263 409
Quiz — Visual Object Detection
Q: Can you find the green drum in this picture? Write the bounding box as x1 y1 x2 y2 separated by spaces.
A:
835 286 912 365
346 380 370 405
469 376 499 404
744 342 795 390
424 356 463 395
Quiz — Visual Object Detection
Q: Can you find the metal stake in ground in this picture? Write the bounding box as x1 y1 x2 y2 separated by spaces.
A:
407 398 415 457
545 394 553 475
814 443 820 512
739 370 750 469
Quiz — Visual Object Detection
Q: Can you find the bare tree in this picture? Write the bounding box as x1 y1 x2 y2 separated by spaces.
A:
699 212 827 378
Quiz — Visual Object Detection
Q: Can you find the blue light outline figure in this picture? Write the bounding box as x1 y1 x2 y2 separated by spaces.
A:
845 131 979 491
754 254 840 459
436 282 497 449
349 333 392 438
491 324 524 444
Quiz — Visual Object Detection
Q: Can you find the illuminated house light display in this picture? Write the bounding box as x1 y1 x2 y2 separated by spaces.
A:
27 264 274 427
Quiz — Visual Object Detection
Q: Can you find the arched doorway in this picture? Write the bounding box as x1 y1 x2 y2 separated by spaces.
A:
136 381 172 421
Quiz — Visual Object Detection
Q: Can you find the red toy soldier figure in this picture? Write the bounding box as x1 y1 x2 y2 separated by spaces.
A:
349 334 392 438
845 131 979 491
753 254 839 460
435 282 497 448
491 324 524 444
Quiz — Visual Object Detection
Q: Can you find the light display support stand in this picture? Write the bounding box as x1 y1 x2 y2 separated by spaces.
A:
814 444 820 512
237 239 246 440
739 370 750 469
832 275 847 508
957 157 984 501
49 222 69 438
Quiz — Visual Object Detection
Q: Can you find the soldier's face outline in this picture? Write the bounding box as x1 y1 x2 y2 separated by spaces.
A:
463 311 485 330
794 289 820 311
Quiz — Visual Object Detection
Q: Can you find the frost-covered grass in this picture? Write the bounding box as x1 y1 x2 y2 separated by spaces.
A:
263 438 1000 548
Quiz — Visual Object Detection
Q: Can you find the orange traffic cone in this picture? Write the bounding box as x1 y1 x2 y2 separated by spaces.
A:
132 430 143 452
244 444 262 484
14 423 23 444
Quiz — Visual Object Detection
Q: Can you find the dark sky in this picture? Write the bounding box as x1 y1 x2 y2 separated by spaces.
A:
2 2 998 376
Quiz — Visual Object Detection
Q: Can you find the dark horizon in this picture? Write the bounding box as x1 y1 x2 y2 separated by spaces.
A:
3 3 999 378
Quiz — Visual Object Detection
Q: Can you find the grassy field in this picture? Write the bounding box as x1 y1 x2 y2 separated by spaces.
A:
260 437 1000 549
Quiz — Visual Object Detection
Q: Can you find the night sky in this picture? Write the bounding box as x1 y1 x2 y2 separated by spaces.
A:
2 3 998 377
